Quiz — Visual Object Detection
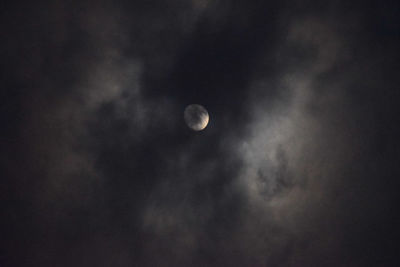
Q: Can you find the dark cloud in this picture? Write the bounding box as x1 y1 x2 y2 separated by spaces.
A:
1 0 399 266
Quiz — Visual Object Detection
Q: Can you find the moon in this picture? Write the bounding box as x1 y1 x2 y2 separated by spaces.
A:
184 104 209 131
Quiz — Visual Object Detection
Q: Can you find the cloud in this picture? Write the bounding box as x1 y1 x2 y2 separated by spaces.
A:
2 1 399 266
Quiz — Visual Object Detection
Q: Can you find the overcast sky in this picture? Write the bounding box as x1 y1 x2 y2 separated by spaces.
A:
1 0 400 266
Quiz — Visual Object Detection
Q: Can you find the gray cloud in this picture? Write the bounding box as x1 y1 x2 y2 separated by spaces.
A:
1 1 399 266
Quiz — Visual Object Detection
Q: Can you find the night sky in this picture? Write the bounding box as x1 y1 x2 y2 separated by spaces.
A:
1 0 400 266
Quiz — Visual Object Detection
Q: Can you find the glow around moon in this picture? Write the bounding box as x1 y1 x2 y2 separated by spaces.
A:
184 104 209 131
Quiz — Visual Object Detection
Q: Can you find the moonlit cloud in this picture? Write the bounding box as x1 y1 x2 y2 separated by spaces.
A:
1 1 399 266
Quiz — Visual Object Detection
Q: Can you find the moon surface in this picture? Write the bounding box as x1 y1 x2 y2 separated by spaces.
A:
184 104 209 131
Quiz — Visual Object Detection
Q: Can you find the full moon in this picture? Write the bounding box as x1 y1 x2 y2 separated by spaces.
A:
184 104 209 131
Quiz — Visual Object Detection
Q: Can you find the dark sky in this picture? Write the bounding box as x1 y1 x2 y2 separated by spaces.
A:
1 0 400 266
